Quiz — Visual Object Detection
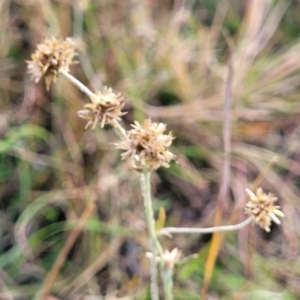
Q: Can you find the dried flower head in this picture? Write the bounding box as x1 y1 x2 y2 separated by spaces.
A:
77 86 126 129
162 248 182 270
244 187 285 232
146 248 181 270
27 37 77 90
115 119 176 171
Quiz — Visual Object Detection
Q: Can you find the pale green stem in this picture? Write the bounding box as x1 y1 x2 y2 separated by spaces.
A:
140 170 165 300
149 240 159 300
158 216 253 235
60 70 94 98
162 268 174 300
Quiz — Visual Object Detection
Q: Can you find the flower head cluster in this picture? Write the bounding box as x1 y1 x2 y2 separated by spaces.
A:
244 187 285 232
27 37 77 90
77 86 126 129
115 119 176 171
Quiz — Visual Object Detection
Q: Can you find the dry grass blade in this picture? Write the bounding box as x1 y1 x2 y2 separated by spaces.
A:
61 238 123 297
40 200 96 298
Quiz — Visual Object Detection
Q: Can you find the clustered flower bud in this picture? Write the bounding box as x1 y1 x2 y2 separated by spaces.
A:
77 86 126 129
27 37 77 90
115 119 176 171
244 187 285 232
162 248 182 270
146 248 181 270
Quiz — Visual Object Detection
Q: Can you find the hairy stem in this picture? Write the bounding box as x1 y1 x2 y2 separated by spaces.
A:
61 70 94 98
140 171 165 300
162 268 174 300
111 119 127 140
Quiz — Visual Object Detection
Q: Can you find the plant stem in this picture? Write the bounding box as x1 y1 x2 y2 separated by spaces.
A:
162 268 174 300
111 119 127 140
61 70 94 98
149 240 159 300
140 170 165 300
158 216 253 235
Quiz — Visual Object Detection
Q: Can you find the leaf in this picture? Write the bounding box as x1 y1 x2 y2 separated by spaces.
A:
201 207 224 299
155 207 166 232
0 124 49 153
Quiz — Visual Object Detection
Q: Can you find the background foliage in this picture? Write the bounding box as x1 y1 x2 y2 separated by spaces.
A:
1 0 300 299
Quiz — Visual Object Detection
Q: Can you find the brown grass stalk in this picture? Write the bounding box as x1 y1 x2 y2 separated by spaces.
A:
39 199 96 298
201 56 233 299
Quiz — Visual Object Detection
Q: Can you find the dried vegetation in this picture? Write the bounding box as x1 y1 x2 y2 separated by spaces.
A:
1 0 300 299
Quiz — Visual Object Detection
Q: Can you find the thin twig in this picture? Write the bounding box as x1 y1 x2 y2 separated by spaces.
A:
158 216 253 235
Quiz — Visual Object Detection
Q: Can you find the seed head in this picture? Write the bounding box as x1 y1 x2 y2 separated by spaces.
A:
77 86 126 129
244 187 285 232
115 119 176 171
27 37 77 90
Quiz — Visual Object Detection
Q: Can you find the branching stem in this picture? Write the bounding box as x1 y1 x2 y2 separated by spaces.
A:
158 216 253 235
